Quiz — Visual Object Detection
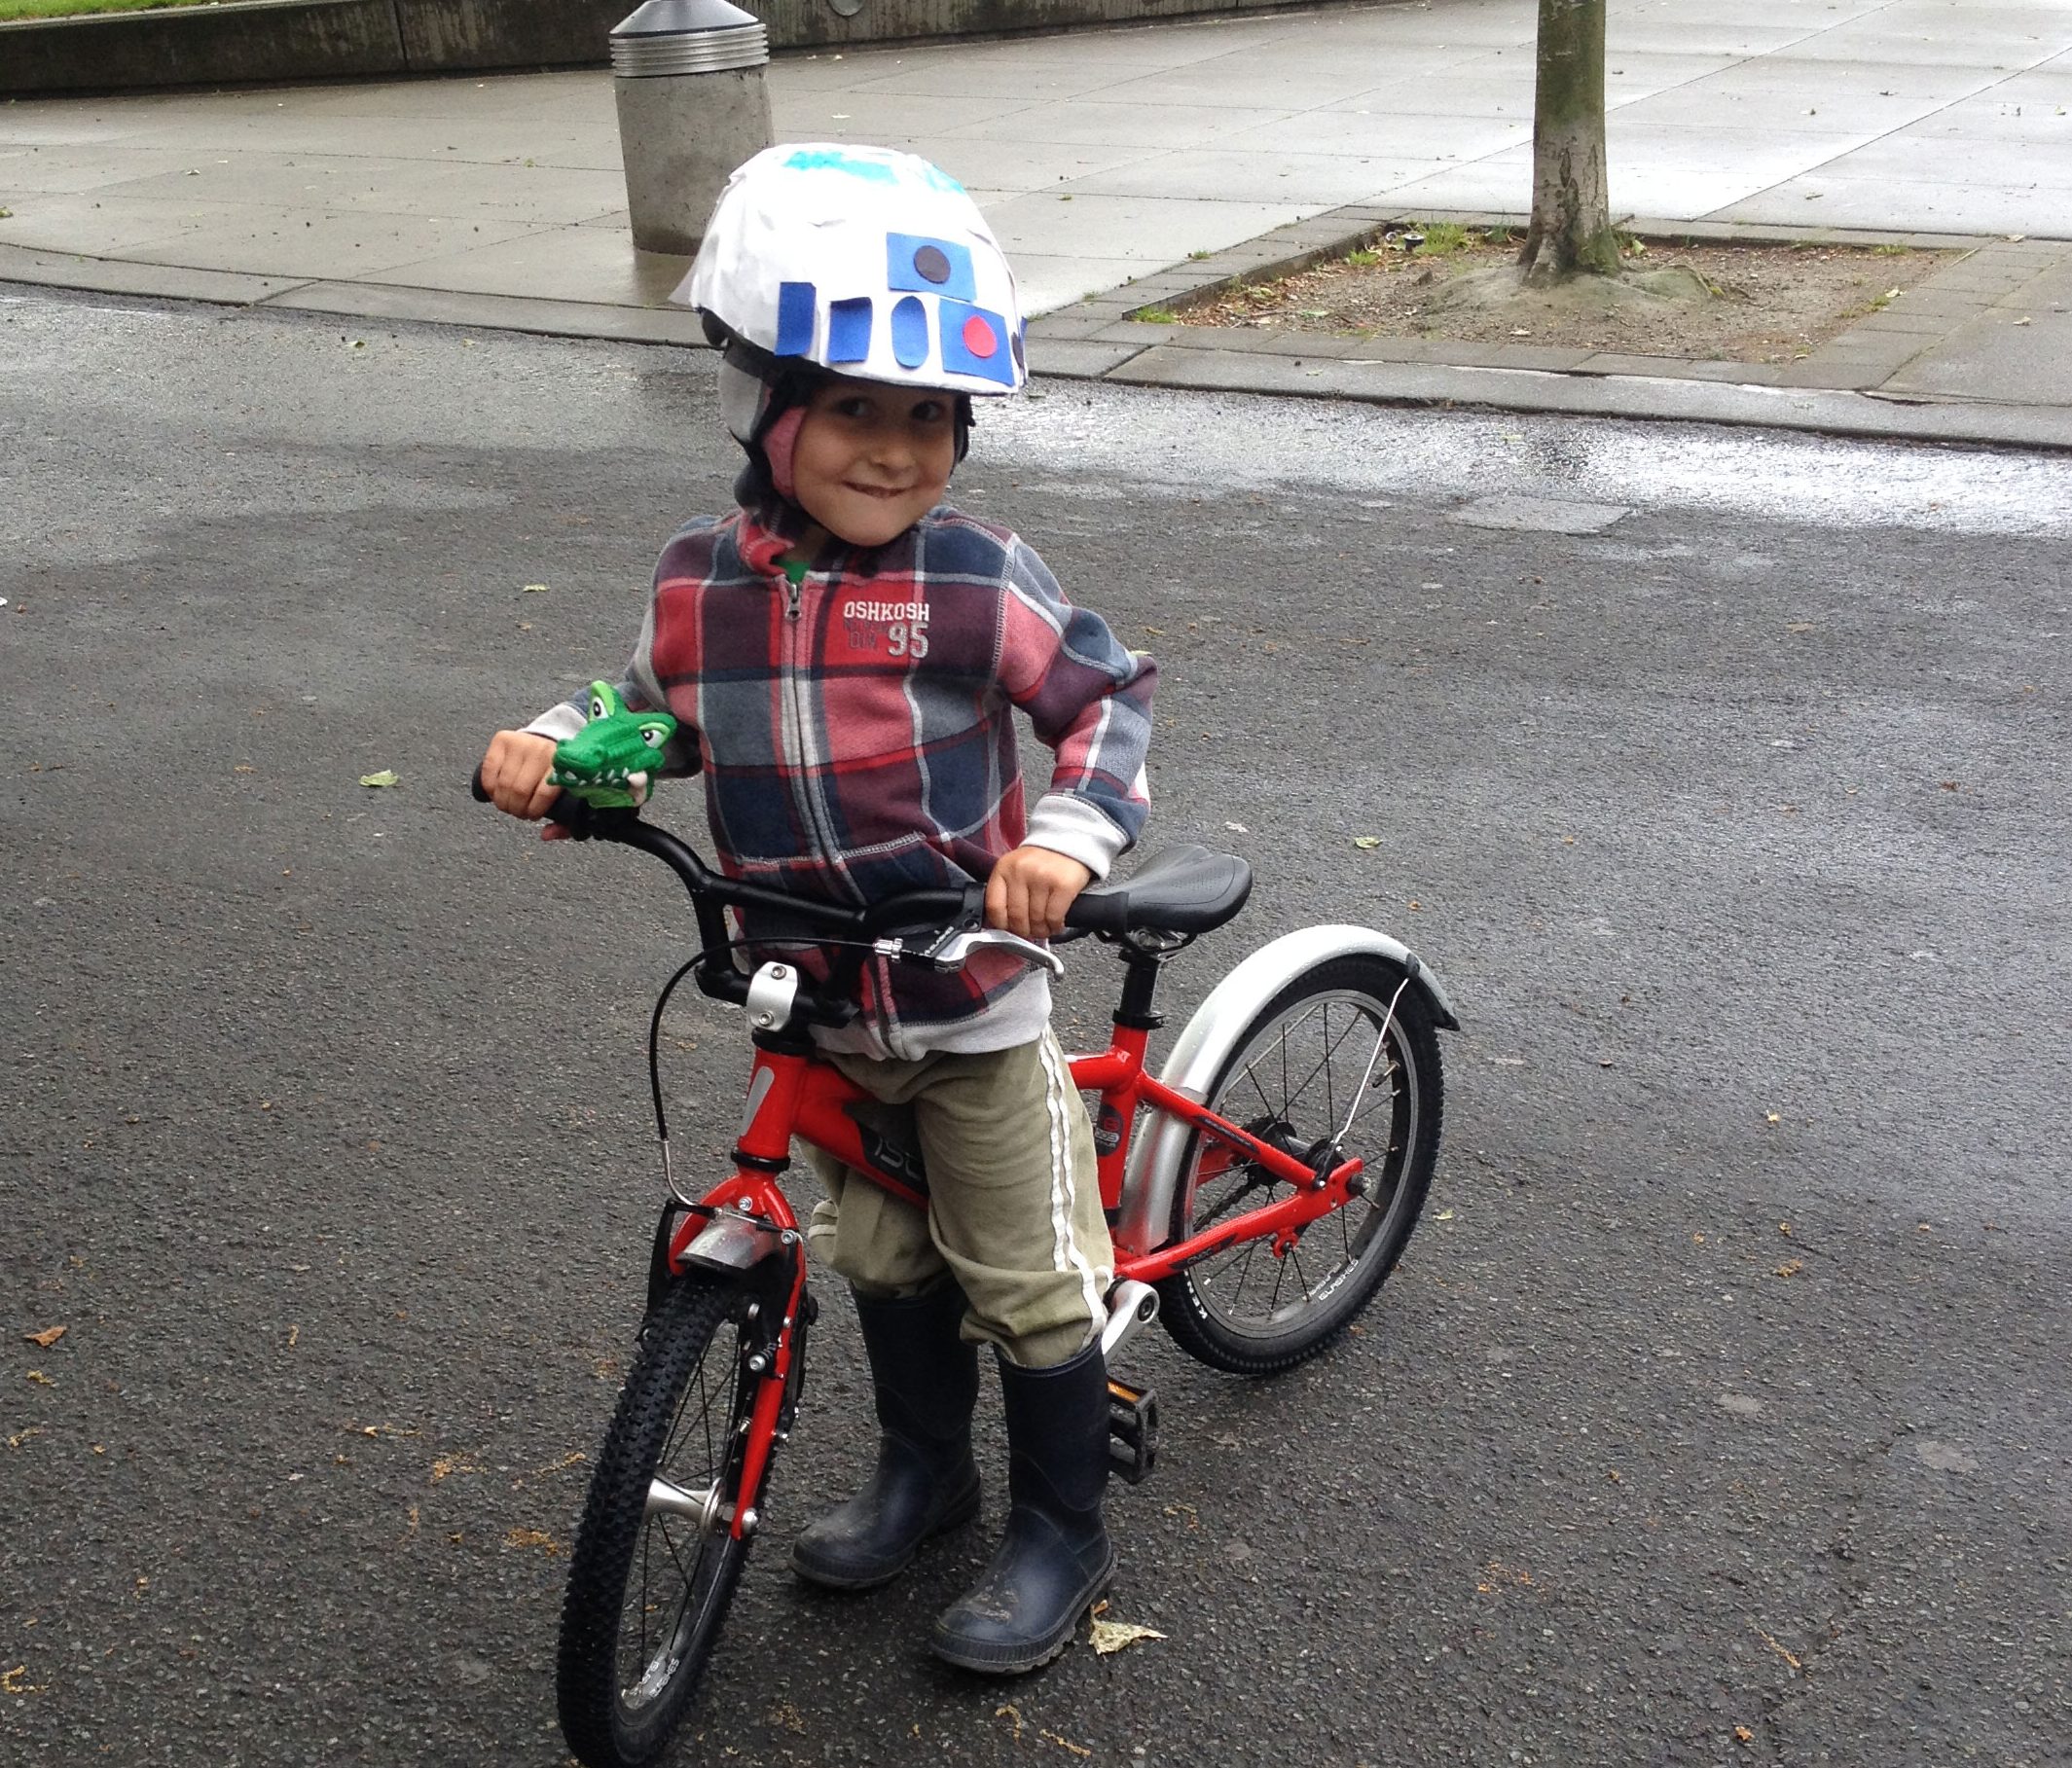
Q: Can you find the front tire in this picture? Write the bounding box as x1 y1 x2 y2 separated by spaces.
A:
557 1271 772 1768
1155 956 1444 1375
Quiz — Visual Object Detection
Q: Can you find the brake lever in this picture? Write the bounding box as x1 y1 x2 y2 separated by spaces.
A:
905 925 1066 978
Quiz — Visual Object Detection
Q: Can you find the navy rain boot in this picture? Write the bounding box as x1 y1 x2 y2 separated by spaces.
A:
930 1340 1115 1674
791 1281 982 1590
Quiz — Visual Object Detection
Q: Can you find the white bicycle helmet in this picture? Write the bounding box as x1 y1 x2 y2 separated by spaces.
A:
676 143 1028 400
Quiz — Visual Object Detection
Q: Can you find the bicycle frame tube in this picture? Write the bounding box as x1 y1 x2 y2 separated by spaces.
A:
660 1028 1363 1487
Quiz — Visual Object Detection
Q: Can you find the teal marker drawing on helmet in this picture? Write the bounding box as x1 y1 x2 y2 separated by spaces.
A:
781 146 964 194
550 681 678 809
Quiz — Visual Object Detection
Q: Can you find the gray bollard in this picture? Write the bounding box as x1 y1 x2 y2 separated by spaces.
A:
610 0 773 257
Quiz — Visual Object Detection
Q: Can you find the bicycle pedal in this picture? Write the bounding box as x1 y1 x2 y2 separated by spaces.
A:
1106 1378 1159 1486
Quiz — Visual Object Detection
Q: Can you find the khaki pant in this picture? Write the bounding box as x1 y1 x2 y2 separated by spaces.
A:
803 1031 1114 1368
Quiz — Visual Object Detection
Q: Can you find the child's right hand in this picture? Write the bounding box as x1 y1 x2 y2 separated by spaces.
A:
480 731 563 825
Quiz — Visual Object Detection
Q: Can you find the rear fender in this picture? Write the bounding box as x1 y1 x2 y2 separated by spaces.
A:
1115 924 1459 1254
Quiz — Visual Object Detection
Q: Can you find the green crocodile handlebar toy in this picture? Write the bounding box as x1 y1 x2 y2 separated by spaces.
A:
550 681 678 809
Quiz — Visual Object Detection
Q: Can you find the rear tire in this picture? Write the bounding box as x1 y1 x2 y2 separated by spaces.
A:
557 1271 772 1768
1154 956 1443 1375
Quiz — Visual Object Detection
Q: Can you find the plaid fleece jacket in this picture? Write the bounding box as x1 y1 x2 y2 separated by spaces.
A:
530 498 1156 1060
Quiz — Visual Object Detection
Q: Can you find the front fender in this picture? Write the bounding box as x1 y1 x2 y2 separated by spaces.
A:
1115 925 1460 1254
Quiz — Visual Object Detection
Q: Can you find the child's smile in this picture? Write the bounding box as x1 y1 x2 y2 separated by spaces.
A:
788 376 958 549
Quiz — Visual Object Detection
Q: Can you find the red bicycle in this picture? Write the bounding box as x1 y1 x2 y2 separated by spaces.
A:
478 784 1457 1768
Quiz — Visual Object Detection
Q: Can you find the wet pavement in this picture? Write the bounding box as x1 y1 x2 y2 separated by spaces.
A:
4 0 2072 444
4 290 2070 1768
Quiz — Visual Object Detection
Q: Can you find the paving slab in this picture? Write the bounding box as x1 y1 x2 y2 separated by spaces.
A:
5 0 2072 449
352 225 687 305
0 239 293 302
260 279 709 344
1882 254 2072 404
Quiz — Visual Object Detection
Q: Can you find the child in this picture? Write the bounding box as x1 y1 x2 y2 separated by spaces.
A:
479 144 1156 1676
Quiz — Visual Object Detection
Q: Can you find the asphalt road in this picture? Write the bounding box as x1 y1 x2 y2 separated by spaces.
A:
3 289 2068 1768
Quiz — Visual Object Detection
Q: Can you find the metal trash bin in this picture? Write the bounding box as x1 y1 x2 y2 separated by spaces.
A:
609 0 772 256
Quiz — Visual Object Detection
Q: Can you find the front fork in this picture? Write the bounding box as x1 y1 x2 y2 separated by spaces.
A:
647 1167 812 1542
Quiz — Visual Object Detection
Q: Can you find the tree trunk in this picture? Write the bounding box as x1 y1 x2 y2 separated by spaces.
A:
1518 0 1620 281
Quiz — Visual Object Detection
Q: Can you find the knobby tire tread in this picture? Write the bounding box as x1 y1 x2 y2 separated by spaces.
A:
1155 956 1444 1376
557 1271 757 1768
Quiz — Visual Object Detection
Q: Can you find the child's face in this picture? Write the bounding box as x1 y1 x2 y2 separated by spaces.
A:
788 376 958 548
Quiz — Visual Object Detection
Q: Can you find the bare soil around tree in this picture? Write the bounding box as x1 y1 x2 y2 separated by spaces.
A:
1171 228 1962 364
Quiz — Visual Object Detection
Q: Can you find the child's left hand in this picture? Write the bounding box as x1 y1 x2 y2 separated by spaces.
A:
986 846 1093 943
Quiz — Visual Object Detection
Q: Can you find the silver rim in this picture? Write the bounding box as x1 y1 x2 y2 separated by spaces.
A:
615 1330 747 1717
1183 987 1421 1340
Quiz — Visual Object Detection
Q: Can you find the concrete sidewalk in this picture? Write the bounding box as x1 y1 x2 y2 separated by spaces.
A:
4 0 2072 445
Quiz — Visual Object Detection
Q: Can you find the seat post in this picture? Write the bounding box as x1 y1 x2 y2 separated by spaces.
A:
1112 949 1165 1031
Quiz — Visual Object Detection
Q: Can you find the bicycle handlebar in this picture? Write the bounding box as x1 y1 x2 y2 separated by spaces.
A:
471 766 1047 1022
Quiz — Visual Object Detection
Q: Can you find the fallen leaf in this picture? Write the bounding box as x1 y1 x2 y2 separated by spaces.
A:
521 583 549 594
503 1527 560 1554
1755 1626 1803 1670
1435 1208 1455 1221
1765 1112 1781 1125
358 770 400 788
25 1371 54 1386
1774 1259 1803 1278
23 1326 65 1350
1089 1617 1166 1655
1735 1726 1755 1744
1353 835 1383 849
1224 820 1248 833
2013 316 2033 326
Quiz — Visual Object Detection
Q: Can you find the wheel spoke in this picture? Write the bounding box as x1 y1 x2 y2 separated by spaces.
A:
1171 970 1438 1366
1285 1242 1317 1312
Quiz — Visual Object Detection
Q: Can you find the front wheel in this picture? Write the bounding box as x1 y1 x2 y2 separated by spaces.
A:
1155 955 1444 1375
557 1270 775 1768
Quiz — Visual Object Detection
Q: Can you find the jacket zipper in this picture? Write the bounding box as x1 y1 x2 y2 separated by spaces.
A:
774 563 892 1052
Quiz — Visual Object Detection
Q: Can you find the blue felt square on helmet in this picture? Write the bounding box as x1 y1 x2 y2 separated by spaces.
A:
887 233 977 305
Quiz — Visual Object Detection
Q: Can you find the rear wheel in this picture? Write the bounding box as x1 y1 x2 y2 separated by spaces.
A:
557 1271 774 1768
1155 956 1443 1375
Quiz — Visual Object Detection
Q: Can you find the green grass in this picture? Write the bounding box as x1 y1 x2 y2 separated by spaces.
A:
1135 306 1180 323
1415 221 1476 256
0 0 226 21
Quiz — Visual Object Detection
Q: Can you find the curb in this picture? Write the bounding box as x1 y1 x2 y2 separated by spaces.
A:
8 220 2072 453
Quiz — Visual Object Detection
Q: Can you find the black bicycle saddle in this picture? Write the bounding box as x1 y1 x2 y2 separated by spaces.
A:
1069 844 1253 936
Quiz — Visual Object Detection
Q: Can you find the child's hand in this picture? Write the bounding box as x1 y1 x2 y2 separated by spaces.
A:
986 845 1092 942
480 731 563 832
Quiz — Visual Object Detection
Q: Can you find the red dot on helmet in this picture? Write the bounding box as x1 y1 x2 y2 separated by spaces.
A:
961 314 998 358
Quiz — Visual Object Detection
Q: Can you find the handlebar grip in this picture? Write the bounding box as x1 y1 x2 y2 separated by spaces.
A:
469 765 600 838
